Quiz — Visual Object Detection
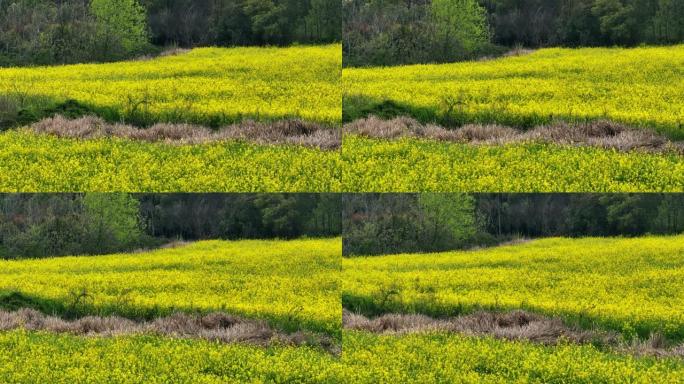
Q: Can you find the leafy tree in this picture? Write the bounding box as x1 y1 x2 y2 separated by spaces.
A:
591 0 638 44
419 193 477 247
83 193 143 252
90 0 149 58
653 0 684 42
431 0 490 59
254 194 309 238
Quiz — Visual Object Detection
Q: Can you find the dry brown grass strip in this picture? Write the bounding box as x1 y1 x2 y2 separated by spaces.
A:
344 116 684 154
343 309 610 345
0 309 337 352
343 309 683 358
29 115 341 150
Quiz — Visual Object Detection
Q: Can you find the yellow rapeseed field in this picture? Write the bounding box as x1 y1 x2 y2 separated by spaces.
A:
0 44 342 126
343 236 684 339
0 131 342 192
2 330 682 383
342 136 684 192
341 331 684 383
0 331 342 383
0 239 342 335
344 46 684 139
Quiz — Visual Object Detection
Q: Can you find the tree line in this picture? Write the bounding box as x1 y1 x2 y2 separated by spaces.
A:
343 193 684 256
0 0 341 67
0 194 341 259
141 0 341 47
344 0 684 66
344 0 492 66
480 0 684 47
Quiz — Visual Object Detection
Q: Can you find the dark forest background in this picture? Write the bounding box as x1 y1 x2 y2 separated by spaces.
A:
4 193 683 259
0 194 341 259
0 0 341 67
344 0 684 66
343 194 684 256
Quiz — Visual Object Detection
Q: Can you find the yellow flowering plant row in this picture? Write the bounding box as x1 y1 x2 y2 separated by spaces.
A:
342 136 684 192
0 45 342 126
3 132 682 193
0 131 342 193
344 46 684 139
1 330 682 383
0 239 342 336
341 331 684 383
343 236 684 340
0 331 342 384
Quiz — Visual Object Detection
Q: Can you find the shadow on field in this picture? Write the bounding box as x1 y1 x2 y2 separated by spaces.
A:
342 293 684 343
0 291 67 313
343 309 684 359
0 289 340 343
1 93 340 130
342 94 684 141
0 94 102 131
0 307 339 354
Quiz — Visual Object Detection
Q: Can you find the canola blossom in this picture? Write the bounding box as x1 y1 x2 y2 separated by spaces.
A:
344 46 684 139
343 236 684 340
0 331 341 384
341 331 684 383
0 131 342 193
0 239 342 335
342 136 684 192
0 45 342 126
2 330 681 383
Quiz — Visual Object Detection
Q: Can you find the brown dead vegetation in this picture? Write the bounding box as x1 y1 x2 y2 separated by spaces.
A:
134 47 191 61
343 309 683 359
478 47 537 62
343 309 610 345
344 116 684 154
29 115 340 150
0 309 337 353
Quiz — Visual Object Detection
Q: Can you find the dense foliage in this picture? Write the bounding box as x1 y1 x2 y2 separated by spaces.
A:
342 331 684 383
479 0 684 47
342 194 479 255
138 194 342 241
344 46 684 139
476 193 684 238
0 0 150 66
343 136 684 193
0 0 341 66
0 239 341 334
343 236 684 340
342 194 684 255
0 45 341 128
0 194 147 259
343 0 492 66
344 0 684 66
0 132 341 194
0 194 341 259
141 0 341 48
